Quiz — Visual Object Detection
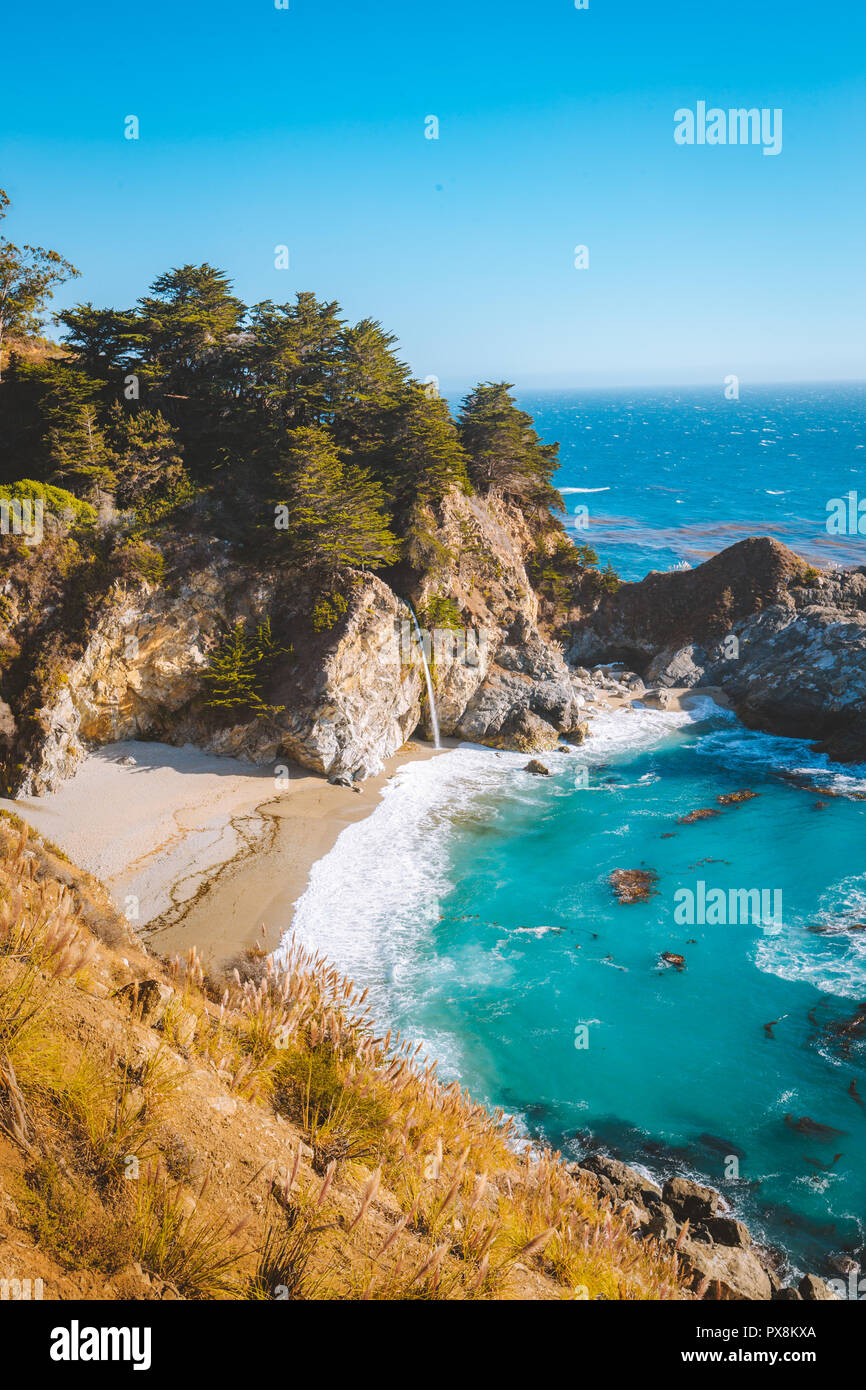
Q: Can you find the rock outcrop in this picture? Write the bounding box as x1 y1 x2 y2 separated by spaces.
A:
574 1154 836 1301
2 489 604 793
568 538 866 761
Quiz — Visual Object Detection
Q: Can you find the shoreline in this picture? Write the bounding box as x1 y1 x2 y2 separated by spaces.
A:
1 735 455 969
141 736 456 965
0 686 726 971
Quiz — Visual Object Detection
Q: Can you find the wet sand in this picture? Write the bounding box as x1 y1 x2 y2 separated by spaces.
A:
1 737 449 969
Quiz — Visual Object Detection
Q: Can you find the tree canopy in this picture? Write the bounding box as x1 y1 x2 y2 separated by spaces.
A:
0 195 592 603
458 382 563 513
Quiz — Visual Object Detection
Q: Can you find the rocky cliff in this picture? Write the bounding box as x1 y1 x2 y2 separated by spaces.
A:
0 488 595 794
567 537 866 762
7 520 866 796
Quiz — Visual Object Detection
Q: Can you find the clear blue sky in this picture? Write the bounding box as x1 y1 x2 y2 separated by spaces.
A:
2 0 864 388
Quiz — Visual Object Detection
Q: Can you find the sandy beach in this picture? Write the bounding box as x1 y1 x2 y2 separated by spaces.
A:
0 686 727 971
1 737 449 969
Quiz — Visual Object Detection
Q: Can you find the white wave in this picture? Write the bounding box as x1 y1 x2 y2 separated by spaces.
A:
756 875 866 999
761 872 866 995
756 927 866 1000
560 486 611 493
283 702 717 1021
693 725 866 794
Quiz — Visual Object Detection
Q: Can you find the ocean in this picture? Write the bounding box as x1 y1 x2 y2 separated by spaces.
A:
289 383 866 1281
519 381 866 581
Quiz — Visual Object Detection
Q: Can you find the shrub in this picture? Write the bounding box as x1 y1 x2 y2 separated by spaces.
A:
416 595 462 631
0 479 96 528
202 616 289 716
311 590 349 632
114 538 165 585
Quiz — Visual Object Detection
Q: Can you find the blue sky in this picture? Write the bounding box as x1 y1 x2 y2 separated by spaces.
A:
2 0 864 388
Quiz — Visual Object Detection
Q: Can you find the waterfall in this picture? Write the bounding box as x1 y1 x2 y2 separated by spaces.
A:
406 606 441 749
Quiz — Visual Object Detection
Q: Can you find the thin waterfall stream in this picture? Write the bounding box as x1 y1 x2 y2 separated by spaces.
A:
406 606 441 749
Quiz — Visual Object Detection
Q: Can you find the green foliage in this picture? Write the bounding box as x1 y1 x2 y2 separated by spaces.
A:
244 292 347 432
375 385 471 510
0 478 97 527
54 303 141 376
135 263 246 389
202 617 289 716
114 538 165 585
107 403 186 501
527 535 620 615
129 472 196 533
458 382 562 513
0 190 573 597
598 561 621 593
416 594 463 631
20 1158 134 1275
0 189 80 381
311 590 349 632
0 357 109 487
273 426 400 573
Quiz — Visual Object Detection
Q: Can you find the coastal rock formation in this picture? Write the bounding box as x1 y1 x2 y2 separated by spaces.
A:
678 1240 773 1302
567 537 866 761
2 489 598 792
11 556 426 792
575 1155 833 1301
452 615 588 750
11 552 264 794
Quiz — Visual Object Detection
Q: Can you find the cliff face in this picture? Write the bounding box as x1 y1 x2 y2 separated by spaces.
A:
12 521 863 794
410 488 588 748
3 488 589 794
567 538 806 668
568 537 866 761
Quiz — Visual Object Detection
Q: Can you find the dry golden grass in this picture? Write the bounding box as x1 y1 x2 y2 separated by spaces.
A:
0 818 692 1301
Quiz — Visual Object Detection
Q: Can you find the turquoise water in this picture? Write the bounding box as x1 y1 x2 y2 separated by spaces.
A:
291 701 866 1279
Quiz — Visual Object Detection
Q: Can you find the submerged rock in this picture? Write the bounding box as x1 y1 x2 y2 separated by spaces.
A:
523 759 550 776
610 868 659 904
677 807 721 825
717 789 759 805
